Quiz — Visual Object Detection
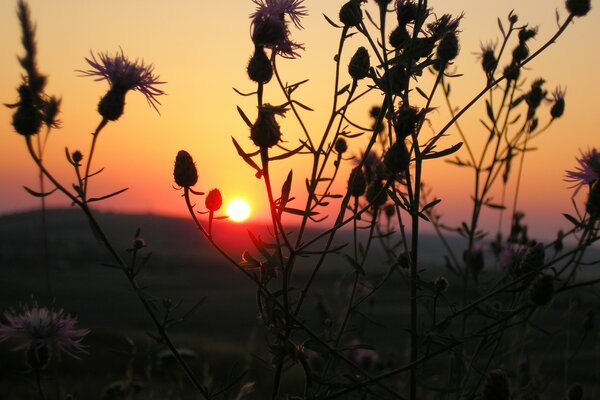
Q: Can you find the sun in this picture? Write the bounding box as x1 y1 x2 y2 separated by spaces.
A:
226 199 251 222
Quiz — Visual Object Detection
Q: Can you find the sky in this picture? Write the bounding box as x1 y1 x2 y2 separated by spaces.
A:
0 0 598 241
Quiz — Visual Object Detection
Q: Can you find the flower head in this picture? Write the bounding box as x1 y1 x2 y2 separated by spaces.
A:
251 0 307 58
565 148 600 196
0 304 89 362
206 189 223 212
550 87 566 119
174 150 198 188
79 49 165 113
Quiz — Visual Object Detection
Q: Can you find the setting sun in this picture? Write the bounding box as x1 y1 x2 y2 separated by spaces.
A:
226 199 251 222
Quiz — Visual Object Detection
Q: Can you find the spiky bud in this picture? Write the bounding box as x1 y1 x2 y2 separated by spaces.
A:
567 384 583 400
339 0 363 27
503 64 520 82
348 47 370 80
206 188 223 212
384 204 395 218
366 181 388 207
394 105 421 140
247 46 273 84
389 26 410 49
72 151 83 164
252 15 286 47
437 32 460 61
434 277 449 292
518 27 537 43
98 87 126 121
348 167 366 197
529 274 554 306
482 370 510 400
335 138 348 154
380 65 407 96
42 96 61 128
512 44 529 63
396 0 418 25
12 103 42 136
173 150 198 188
481 49 497 78
384 141 410 174
250 104 286 148
566 0 591 17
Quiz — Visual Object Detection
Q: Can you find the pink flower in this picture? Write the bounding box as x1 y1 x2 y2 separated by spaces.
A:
79 49 165 112
251 0 307 58
0 304 89 359
565 148 600 196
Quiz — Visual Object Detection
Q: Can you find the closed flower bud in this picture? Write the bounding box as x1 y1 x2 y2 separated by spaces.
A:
551 97 565 119
567 384 583 400
247 46 273 84
72 151 83 164
586 180 600 216
482 370 510 400
173 150 198 188
503 64 520 82
398 251 411 269
348 167 366 197
42 96 61 128
566 0 591 17
434 277 449 292
205 188 223 212
98 87 126 121
519 242 545 274
251 104 286 148
12 103 42 136
348 47 370 80
481 49 497 78
366 181 388 207
396 0 418 25
529 274 554 306
335 138 348 154
512 44 529 63
394 105 421 140
437 32 460 61
413 37 436 59
132 237 146 250
339 0 363 27
384 141 410 174
389 26 410 49
384 204 395 218
518 27 537 43
381 65 407 96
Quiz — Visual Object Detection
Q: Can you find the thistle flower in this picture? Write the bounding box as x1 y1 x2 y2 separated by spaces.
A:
395 0 419 26
478 41 498 79
79 49 165 119
0 304 89 366
550 87 566 119
251 0 307 58
348 47 370 80
205 189 223 212
565 148 600 196
427 13 463 40
250 104 288 148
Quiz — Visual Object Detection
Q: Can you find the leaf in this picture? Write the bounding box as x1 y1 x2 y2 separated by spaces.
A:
232 87 257 97
422 142 463 160
484 202 506 210
231 137 262 177
286 79 309 95
323 13 342 28
23 185 58 198
337 84 350 96
269 143 306 161
290 100 314 111
343 254 365 276
88 187 129 203
497 17 506 38
416 87 429 101
421 198 441 213
563 213 581 227
279 170 293 216
486 100 494 121
237 106 253 128
283 207 319 217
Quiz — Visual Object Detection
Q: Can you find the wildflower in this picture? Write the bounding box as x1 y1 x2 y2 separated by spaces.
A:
251 0 307 58
339 0 363 27
250 104 287 148
518 27 537 43
247 46 273 84
384 140 410 174
498 245 526 272
437 31 460 62
550 87 566 119
394 104 425 140
427 13 463 40
348 47 370 81
395 0 419 26
566 0 591 17
173 150 198 188
479 41 497 79
132 237 146 250
0 304 89 367
565 148 600 196
79 49 165 120
205 189 223 212
525 79 546 119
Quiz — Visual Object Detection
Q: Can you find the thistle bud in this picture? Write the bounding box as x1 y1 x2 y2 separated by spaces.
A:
519 242 545 275
551 94 565 119
512 43 529 63
394 105 421 140
389 26 410 49
27 343 50 370
348 47 370 80
437 32 460 62
72 151 83 164
348 167 367 197
98 87 126 121
398 251 410 269
567 384 583 400
247 46 273 84
335 138 348 154
384 204 395 218
366 181 388 207
503 64 520 82
381 65 408 96
396 0 418 25
132 237 146 250
173 150 198 188
250 104 286 148
434 277 449 292
566 0 591 17
529 274 554 306
42 96 61 128
339 0 363 27
252 15 286 47
518 27 537 43
413 37 436 59
206 188 223 212
12 103 42 136
482 370 510 400
481 48 497 79
384 141 410 174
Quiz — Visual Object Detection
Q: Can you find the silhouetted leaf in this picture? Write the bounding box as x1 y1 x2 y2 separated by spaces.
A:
23 185 57 198
416 87 429 101
88 187 129 203
237 106 253 128
422 198 441 212
232 137 262 177
344 254 365 276
323 13 342 28
563 213 581 227
423 142 463 160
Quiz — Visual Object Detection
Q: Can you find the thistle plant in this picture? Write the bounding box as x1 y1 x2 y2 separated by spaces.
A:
4 0 600 399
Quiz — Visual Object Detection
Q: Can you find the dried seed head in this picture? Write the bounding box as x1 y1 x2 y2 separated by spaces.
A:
205 189 223 212
247 46 273 84
482 369 510 400
529 274 554 306
348 46 370 80
348 167 366 197
173 150 198 188
339 0 363 27
396 0 419 26
566 0 591 17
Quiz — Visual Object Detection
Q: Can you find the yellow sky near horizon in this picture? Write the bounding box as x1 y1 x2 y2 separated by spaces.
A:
0 0 598 240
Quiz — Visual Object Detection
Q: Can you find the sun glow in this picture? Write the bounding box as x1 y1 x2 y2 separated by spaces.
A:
227 199 251 222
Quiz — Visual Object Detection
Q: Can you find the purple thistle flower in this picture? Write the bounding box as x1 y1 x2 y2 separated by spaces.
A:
565 148 600 196
79 49 165 113
498 244 526 272
250 0 307 58
0 304 89 359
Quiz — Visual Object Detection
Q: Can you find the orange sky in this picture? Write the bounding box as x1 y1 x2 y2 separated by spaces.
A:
0 1 598 240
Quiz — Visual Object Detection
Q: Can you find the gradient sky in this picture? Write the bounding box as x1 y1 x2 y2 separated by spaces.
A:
0 1 598 240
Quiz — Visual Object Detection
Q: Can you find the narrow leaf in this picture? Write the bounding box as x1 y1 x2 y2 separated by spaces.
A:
343 254 365 276
323 13 342 28
422 142 463 160
231 137 262 176
237 106 253 128
23 185 58 198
